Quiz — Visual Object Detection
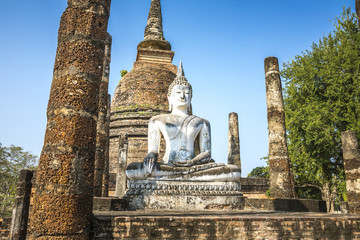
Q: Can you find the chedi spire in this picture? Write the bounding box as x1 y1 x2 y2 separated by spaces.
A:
138 0 171 50
145 0 164 41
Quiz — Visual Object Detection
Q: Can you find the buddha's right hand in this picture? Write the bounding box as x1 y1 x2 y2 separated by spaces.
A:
143 152 158 174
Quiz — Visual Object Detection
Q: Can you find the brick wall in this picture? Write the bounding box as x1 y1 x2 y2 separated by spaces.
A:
93 213 360 240
241 177 269 198
245 198 327 212
4 212 360 239
0 218 11 239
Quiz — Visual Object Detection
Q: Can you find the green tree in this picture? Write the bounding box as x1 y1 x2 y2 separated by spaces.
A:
281 8 360 212
0 143 37 217
247 166 269 178
247 157 269 178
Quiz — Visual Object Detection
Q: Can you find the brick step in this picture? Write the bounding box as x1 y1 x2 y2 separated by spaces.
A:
93 197 127 212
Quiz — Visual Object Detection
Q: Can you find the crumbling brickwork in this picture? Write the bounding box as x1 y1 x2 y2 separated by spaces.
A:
241 177 269 198
28 1 111 239
92 213 360 239
264 57 295 199
110 62 176 168
0 218 11 240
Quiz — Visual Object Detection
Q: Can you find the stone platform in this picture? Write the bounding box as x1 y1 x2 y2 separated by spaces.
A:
93 210 360 240
245 198 327 212
125 180 244 210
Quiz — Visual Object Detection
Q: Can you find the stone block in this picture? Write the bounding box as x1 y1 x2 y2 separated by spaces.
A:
241 177 269 196
141 195 245 210
126 180 244 210
244 198 327 212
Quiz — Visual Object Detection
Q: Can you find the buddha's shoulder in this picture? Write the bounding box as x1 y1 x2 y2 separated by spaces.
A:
189 115 209 124
149 114 170 124
150 114 171 121
150 114 208 123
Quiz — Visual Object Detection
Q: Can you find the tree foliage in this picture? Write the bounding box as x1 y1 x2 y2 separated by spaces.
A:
0 143 37 217
119 70 128 85
247 157 270 178
120 69 128 78
247 166 269 178
281 8 360 210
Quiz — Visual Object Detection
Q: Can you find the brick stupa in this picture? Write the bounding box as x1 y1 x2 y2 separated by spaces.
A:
110 0 177 195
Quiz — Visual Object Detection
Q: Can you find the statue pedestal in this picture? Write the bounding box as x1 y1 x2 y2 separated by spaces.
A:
125 180 244 210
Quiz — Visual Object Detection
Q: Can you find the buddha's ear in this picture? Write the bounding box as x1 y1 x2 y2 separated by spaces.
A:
168 96 172 112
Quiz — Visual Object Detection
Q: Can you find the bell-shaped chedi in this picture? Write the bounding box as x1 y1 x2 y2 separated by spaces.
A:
110 0 177 195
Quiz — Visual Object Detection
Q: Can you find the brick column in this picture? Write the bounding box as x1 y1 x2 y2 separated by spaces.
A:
9 169 35 240
228 112 241 171
341 131 360 214
29 1 111 239
94 33 112 197
102 94 111 197
264 57 295 199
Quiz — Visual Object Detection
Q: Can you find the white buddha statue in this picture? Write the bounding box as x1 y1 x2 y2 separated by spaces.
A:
126 63 241 181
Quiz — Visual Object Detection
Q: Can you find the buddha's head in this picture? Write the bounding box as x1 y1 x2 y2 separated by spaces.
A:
168 62 192 114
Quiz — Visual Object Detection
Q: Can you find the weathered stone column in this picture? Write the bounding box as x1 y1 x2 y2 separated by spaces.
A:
9 169 35 240
264 57 295 199
29 1 111 239
228 112 241 171
115 135 128 197
94 33 112 197
341 131 360 214
102 94 111 197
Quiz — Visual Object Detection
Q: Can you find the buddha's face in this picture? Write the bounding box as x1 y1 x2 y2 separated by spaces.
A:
169 85 192 111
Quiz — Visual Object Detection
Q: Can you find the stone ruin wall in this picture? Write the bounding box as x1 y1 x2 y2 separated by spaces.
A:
92 214 360 240
0 218 11 239
4 211 360 240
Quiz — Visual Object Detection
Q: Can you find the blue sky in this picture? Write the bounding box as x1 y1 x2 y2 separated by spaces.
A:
0 0 355 176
